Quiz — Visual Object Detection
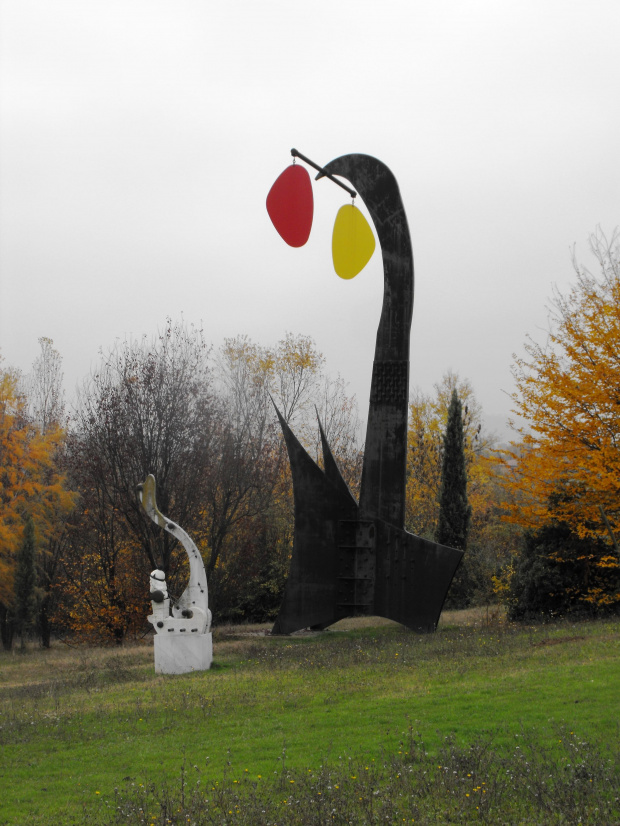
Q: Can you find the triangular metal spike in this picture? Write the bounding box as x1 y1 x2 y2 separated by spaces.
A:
270 398 327 491
316 408 357 507
270 397 358 635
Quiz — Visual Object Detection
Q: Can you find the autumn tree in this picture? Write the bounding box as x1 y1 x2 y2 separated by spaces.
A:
218 332 361 472
0 356 74 649
208 335 288 584
52 326 361 635
502 228 620 612
23 338 75 647
406 371 488 538
58 320 218 642
0 367 24 646
56 480 147 644
211 333 361 620
406 372 512 607
269 332 324 425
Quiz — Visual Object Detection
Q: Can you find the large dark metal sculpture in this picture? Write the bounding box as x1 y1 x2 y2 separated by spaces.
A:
271 152 463 635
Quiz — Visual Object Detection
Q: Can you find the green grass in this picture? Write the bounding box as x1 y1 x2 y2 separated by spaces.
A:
0 610 618 824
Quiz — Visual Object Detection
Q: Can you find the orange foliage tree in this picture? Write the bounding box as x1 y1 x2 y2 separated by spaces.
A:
25 338 78 646
0 356 75 649
57 490 148 645
502 229 620 609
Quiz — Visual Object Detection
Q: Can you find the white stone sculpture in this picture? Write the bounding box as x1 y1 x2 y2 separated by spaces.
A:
138 474 212 674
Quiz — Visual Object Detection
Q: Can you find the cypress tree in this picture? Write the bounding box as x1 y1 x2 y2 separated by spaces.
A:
436 389 471 551
14 515 38 647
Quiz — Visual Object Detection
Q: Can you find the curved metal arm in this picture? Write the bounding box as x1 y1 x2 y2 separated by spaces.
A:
138 474 211 632
318 154 414 528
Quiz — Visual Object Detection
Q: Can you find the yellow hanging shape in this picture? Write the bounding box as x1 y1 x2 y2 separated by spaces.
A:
331 204 376 279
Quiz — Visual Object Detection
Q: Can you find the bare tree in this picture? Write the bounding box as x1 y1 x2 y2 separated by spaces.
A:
70 320 217 585
26 337 65 433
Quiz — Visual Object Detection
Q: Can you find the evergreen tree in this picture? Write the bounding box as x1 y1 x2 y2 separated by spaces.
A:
437 389 472 551
14 515 38 647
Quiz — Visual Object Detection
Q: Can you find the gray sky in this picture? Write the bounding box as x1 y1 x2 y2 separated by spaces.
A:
1 0 619 439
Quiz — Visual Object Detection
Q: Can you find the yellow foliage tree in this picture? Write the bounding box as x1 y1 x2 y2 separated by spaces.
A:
212 333 362 620
502 229 620 608
406 371 511 606
0 358 75 648
406 371 490 539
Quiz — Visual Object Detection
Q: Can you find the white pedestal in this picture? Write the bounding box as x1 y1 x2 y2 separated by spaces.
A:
153 632 213 674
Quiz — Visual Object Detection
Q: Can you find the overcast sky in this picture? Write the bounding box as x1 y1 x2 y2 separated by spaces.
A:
1 0 619 440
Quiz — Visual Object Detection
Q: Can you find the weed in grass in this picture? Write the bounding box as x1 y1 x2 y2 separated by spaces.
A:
89 725 620 825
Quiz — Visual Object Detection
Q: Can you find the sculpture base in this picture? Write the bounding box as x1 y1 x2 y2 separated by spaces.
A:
153 632 213 674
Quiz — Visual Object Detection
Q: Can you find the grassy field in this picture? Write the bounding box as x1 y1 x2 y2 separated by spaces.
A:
0 609 618 825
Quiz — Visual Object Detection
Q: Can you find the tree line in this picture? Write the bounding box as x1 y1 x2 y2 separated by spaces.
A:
1 228 619 647
0 327 363 648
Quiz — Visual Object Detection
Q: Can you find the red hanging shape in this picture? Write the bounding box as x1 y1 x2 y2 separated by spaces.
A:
266 164 313 247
